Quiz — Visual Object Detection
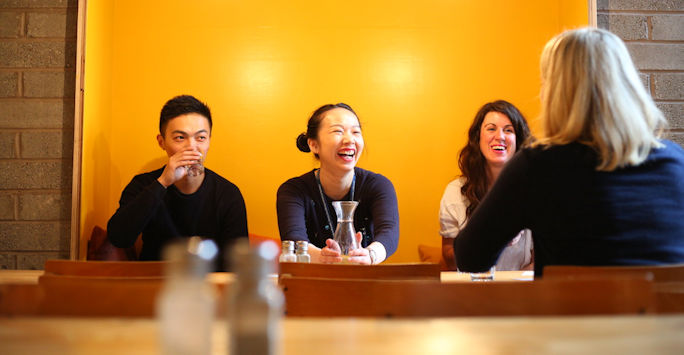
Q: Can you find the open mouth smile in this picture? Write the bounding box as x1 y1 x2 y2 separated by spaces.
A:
338 149 356 161
491 144 507 152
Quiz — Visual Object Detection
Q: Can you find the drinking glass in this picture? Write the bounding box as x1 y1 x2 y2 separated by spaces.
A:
186 150 204 177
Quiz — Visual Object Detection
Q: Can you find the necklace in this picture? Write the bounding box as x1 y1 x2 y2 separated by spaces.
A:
315 169 355 237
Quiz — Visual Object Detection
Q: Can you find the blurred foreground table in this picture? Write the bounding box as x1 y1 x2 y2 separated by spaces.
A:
0 315 682 355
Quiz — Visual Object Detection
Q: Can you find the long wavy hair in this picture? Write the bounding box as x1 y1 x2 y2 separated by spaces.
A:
536 28 666 171
459 100 531 218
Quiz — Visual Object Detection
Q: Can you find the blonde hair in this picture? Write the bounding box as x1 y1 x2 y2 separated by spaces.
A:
536 27 666 171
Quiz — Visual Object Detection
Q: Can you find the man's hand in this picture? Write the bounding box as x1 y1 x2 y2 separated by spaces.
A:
157 148 203 188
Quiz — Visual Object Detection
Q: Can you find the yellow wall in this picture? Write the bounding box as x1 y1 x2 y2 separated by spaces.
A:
81 0 589 262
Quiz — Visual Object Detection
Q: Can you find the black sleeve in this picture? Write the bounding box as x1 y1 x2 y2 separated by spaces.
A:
454 151 530 272
366 174 400 257
219 185 248 241
106 176 166 248
276 179 311 243
216 184 248 271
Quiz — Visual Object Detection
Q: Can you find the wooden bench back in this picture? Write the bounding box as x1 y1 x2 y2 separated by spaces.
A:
36 274 165 317
544 264 684 313
44 259 167 277
543 264 684 282
281 275 654 317
278 262 441 281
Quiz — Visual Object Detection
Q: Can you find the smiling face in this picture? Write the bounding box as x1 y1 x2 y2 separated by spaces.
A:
308 107 364 174
157 112 211 160
479 111 516 169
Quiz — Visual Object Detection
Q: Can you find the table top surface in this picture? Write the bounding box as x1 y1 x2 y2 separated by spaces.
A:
1 315 682 355
0 270 43 284
0 270 534 285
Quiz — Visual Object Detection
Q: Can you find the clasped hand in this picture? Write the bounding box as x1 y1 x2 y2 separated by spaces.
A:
318 232 371 265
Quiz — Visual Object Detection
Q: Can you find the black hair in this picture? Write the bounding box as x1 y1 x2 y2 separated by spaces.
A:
296 103 358 159
159 95 212 135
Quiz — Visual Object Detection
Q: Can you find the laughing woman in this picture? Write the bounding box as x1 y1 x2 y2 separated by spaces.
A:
277 103 399 264
440 100 534 271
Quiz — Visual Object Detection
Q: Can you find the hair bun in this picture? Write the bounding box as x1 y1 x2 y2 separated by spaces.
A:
296 133 311 152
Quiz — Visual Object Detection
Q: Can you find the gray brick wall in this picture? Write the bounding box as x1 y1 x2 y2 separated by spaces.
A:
0 0 76 269
598 1 684 147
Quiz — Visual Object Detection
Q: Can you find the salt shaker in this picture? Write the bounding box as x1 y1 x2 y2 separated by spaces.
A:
157 237 217 355
279 240 296 263
295 241 310 263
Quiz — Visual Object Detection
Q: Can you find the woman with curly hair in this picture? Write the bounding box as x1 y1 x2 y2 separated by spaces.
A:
440 100 533 271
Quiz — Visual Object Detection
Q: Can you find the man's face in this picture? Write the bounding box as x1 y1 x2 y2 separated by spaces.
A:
157 113 211 160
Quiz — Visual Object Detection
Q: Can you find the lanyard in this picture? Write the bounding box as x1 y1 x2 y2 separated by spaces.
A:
315 169 356 236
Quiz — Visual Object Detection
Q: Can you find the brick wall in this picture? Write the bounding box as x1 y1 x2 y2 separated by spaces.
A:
598 0 684 145
0 0 76 269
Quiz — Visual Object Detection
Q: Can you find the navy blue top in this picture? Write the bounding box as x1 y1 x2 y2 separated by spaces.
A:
107 167 248 271
454 140 684 276
276 167 399 256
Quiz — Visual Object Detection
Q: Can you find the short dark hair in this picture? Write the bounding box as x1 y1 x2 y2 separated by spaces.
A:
296 103 359 159
159 95 212 135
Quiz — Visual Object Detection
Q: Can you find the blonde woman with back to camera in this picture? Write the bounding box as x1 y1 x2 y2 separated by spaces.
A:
454 27 684 277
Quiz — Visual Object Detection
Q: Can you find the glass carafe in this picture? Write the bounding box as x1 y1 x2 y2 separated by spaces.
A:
332 201 359 255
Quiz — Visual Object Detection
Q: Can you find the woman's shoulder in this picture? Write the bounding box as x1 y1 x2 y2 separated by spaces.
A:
519 142 597 168
277 169 316 194
441 177 467 205
445 176 465 190
355 167 394 187
654 140 684 159
640 140 684 174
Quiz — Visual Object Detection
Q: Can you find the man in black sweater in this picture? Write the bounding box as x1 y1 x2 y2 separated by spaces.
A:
107 95 248 271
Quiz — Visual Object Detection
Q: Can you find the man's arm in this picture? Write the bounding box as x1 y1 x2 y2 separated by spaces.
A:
107 176 166 248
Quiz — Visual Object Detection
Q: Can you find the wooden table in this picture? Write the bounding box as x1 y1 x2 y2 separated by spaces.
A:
441 270 533 282
0 270 43 285
0 315 682 354
0 270 533 287
207 271 533 284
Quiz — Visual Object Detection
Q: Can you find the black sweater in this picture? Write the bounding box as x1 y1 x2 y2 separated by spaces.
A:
455 141 684 276
276 167 399 257
107 167 248 271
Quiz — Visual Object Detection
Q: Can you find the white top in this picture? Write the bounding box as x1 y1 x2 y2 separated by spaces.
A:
439 178 533 271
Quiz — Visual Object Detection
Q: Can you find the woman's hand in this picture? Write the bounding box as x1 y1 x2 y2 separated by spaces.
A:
348 246 372 265
320 232 370 264
319 239 343 264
